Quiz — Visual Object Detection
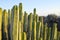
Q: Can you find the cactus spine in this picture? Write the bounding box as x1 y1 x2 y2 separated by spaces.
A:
0 8 2 40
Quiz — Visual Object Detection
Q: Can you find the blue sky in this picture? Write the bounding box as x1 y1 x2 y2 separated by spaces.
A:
0 0 60 16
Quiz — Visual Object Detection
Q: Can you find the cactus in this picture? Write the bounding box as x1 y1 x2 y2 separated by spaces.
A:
0 3 60 40
47 27 51 40
29 13 33 40
31 8 37 40
32 21 36 40
23 11 28 32
19 3 23 32
0 8 2 40
18 21 22 40
57 32 60 40
22 32 27 40
10 6 15 40
2 9 8 40
33 8 36 21
51 23 57 40
36 14 39 22
8 9 11 40
43 23 48 40
29 13 33 32
19 3 23 21
40 17 44 40
36 22 41 40
53 23 57 40
27 13 33 40
12 5 19 40
33 21 36 40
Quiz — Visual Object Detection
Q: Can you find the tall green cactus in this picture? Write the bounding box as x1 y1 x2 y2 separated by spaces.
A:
32 8 37 40
47 27 51 40
23 11 28 32
34 21 36 40
33 8 36 21
40 17 44 40
29 13 33 33
43 23 48 40
0 8 2 40
18 21 22 40
51 23 57 40
53 23 57 40
32 21 36 40
19 3 23 32
2 9 8 40
11 6 15 40
29 13 33 40
18 21 27 40
12 5 19 40
19 3 23 21
27 13 33 40
8 9 11 40
36 22 41 40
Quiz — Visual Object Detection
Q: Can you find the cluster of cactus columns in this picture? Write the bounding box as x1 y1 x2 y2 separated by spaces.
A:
0 3 60 40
